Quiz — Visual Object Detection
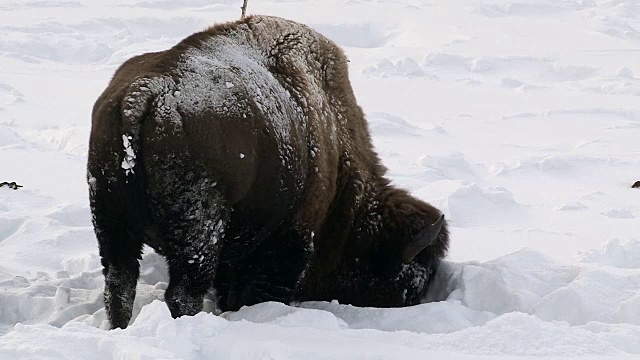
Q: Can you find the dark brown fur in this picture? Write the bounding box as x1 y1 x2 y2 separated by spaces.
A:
88 15 449 329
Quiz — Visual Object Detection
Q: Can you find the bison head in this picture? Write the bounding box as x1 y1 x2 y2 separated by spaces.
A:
306 188 449 308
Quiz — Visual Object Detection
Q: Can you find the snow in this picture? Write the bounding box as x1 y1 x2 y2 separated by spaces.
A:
121 134 136 175
1 0 639 358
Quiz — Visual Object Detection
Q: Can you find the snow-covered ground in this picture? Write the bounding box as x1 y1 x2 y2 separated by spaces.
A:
1 0 639 358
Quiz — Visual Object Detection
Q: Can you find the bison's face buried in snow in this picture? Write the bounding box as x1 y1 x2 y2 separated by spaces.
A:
312 212 448 308
88 15 449 329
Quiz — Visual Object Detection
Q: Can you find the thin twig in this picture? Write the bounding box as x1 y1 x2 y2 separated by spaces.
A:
0 182 23 190
241 0 248 20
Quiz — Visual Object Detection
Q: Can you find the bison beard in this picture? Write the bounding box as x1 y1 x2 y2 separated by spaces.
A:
88 15 449 329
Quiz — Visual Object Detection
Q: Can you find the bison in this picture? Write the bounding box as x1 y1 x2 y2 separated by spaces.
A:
88 15 449 329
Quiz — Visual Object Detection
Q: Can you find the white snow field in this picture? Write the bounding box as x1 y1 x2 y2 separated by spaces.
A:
1 0 639 358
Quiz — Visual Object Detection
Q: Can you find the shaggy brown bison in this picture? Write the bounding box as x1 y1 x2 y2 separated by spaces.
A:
88 15 449 329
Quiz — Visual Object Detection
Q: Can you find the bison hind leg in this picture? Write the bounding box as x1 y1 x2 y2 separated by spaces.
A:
94 218 144 329
91 183 144 329
103 258 140 329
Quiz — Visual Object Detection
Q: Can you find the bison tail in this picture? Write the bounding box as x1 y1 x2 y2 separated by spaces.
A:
117 77 161 235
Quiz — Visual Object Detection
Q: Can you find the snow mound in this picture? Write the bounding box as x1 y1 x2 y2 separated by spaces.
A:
0 32 113 64
554 202 588 211
532 266 640 325
422 53 598 86
61 253 102 275
310 23 396 48
367 112 425 137
0 126 25 148
301 300 496 334
46 205 92 228
475 0 597 18
3 247 640 358
17 126 89 155
139 250 169 286
0 17 205 65
578 238 640 269
415 181 527 227
363 57 429 78
76 17 205 41
417 151 477 182
225 301 348 331
429 248 640 326
0 1 82 10
0 218 25 243
425 312 639 356
433 250 579 315
131 0 236 9
0 83 25 108
494 155 617 177
583 67 640 96
601 208 635 219
600 12 640 42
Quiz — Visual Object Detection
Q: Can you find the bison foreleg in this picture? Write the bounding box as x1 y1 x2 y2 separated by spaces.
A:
225 223 313 309
162 211 225 318
164 253 217 318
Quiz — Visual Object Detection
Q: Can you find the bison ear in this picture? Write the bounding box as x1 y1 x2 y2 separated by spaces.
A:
401 214 445 263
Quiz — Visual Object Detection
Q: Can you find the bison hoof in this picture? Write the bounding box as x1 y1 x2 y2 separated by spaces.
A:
632 181 640 188
164 287 204 318
242 277 294 305
110 318 130 330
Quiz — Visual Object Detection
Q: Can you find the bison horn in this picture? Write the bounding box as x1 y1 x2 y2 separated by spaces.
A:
402 214 445 263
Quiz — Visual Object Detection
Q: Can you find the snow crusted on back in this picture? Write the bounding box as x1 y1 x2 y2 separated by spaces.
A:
177 28 298 145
